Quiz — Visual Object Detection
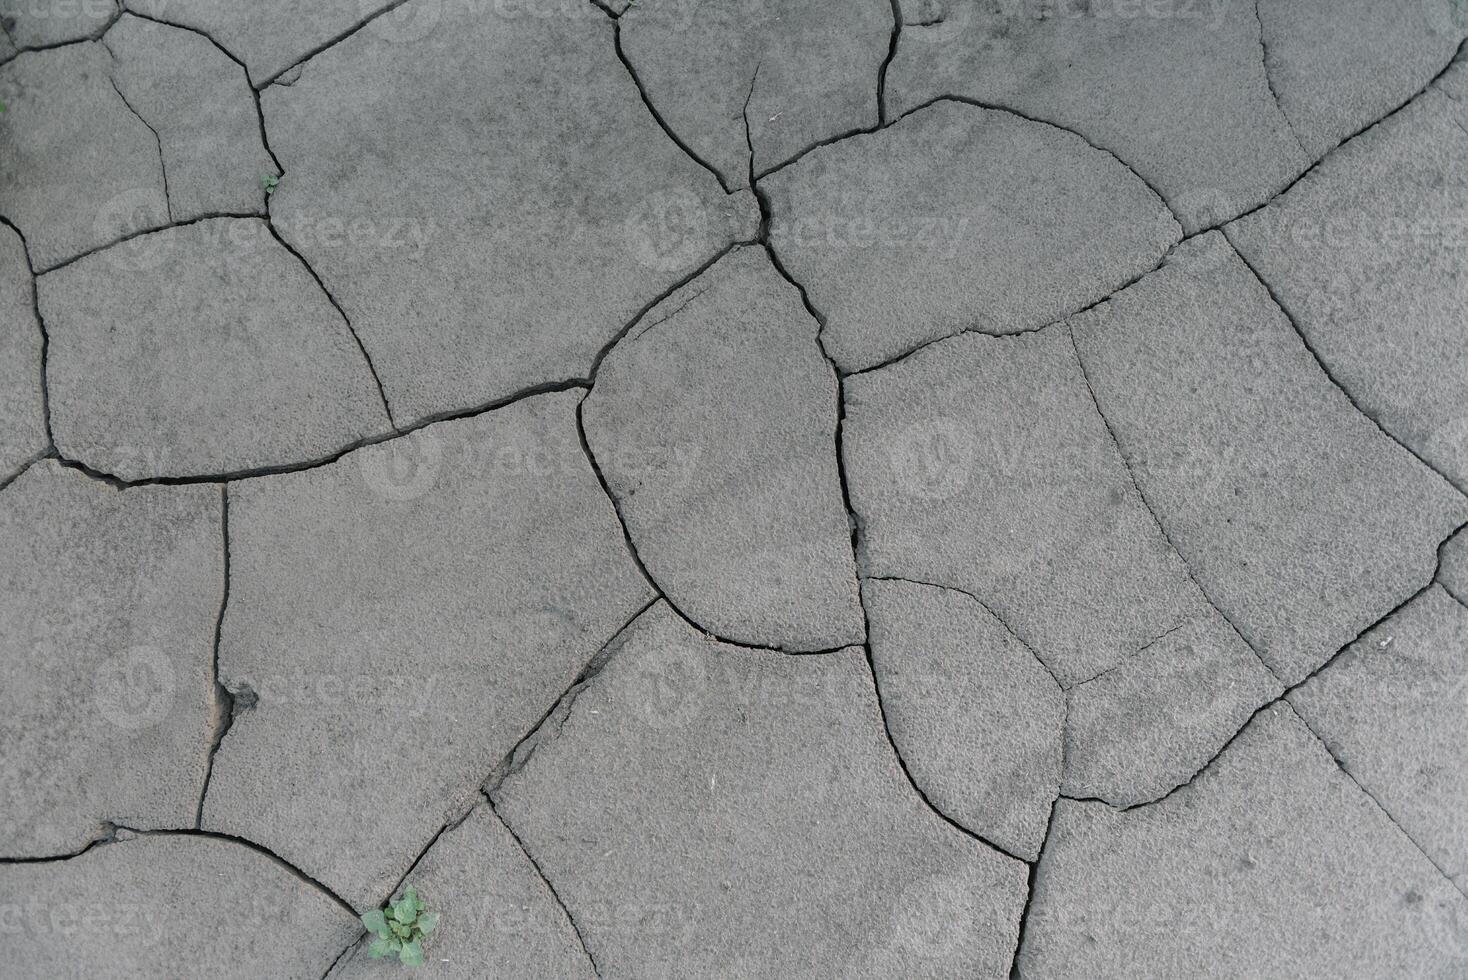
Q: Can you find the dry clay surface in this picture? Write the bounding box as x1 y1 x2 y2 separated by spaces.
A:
3 0 1468 976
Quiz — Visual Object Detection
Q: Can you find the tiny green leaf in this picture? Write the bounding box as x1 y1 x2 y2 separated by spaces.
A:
394 896 417 926
416 910 438 935
367 936 393 959
400 939 424 967
360 909 388 937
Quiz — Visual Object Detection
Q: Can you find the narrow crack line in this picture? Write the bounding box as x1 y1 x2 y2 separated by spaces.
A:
195 484 232 828
839 240 1184 382
1068 618 1195 690
50 378 590 488
256 0 417 89
1221 229 1466 498
1284 700 1468 901
117 8 283 175
375 800 480 916
877 0 902 125
574 394 833 654
855 590 1031 867
34 210 261 276
0 6 122 66
742 61 761 190
128 827 360 915
1008 799 1060 980
1288 519 1468 692
317 935 357 980
483 796 604 978
262 221 396 428
103 52 172 221
0 823 118 863
1077 534 1465 815
862 574 1064 692
901 96 1184 232
1065 322 1283 688
484 594 658 797
0 213 58 449
611 17 735 194
1225 35 1468 229
5 825 358 915
1251 0 1307 158
0 449 49 494
587 241 743 382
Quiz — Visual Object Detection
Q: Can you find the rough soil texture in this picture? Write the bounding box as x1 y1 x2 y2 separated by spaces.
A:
4 2 1468 976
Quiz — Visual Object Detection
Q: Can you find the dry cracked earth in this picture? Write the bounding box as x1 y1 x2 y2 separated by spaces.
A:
3 0 1468 976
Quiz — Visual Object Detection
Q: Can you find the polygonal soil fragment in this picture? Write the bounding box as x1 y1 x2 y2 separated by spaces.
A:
103 14 275 221
1289 585 1468 890
493 602 1027 978
0 223 47 482
582 246 863 651
1227 90 1468 489
843 326 1279 805
0 43 166 270
126 0 400 86
202 391 655 910
762 100 1179 373
0 462 221 857
884 0 1306 232
862 577 1062 860
1443 526 1468 607
1 832 360 979
1257 0 1467 159
846 327 1196 685
1023 704 1468 977
619 0 891 182
1064 611 1280 806
38 217 392 481
260 8 759 426
0 0 115 51
1070 232 1468 684
328 806 594 979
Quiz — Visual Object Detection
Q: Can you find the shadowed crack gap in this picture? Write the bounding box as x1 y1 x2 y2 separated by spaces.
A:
0 214 56 450
1065 321 1284 689
195 484 232 828
1008 800 1060 979
1220 228 1468 499
49 378 590 488
877 0 902 125
117 8 284 175
611 16 737 194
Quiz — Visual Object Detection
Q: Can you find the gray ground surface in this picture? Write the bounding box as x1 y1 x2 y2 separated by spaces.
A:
3 1 1468 977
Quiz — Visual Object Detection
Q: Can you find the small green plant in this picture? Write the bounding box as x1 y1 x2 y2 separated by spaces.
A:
360 885 438 967
261 173 279 195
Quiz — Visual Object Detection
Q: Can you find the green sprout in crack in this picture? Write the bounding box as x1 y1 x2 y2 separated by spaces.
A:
360 885 438 967
261 173 279 195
